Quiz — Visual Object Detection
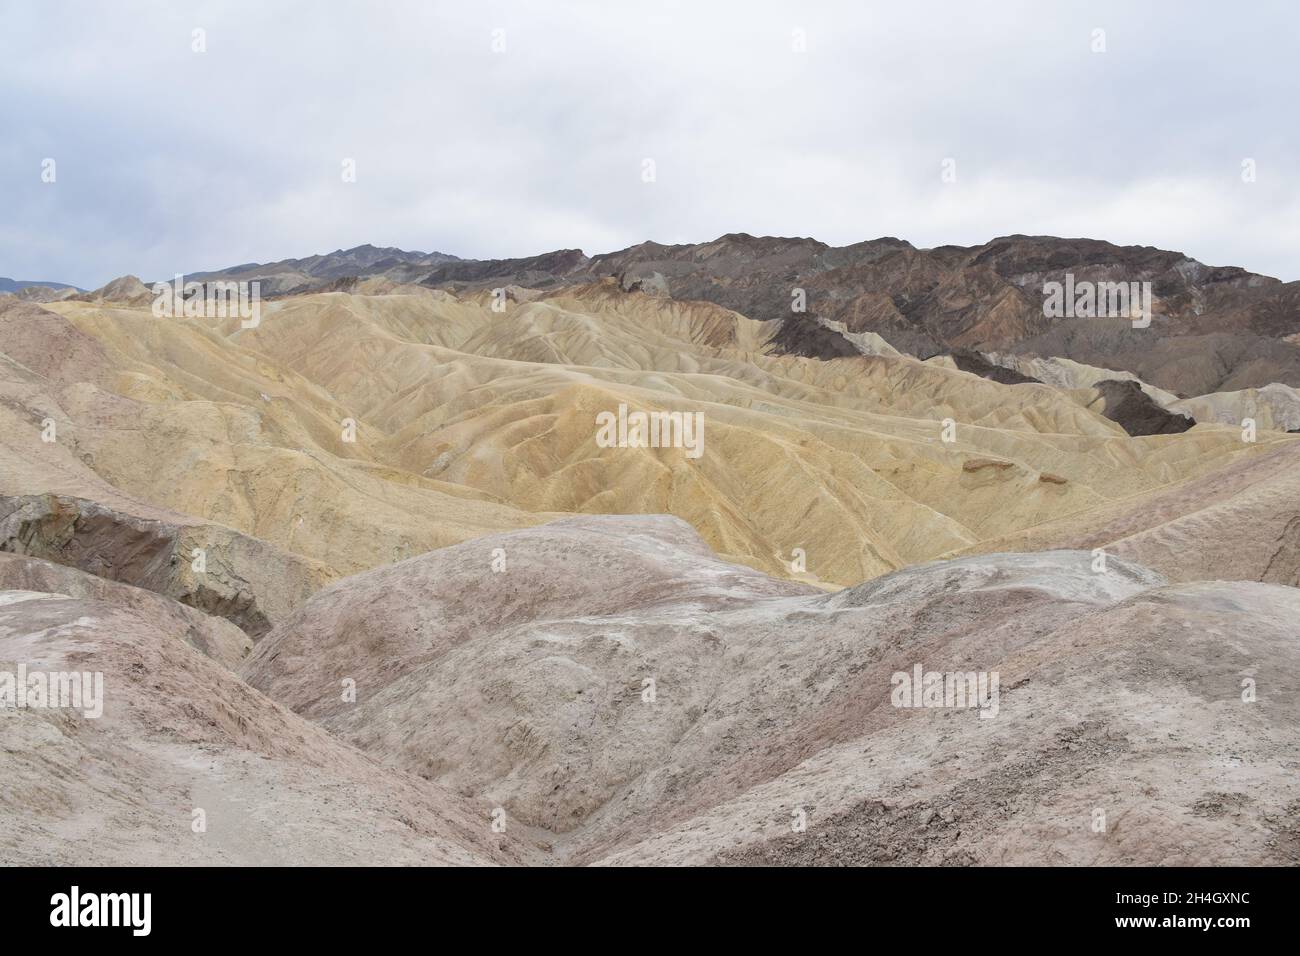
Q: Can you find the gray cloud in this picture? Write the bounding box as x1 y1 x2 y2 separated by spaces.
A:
2 0 1297 287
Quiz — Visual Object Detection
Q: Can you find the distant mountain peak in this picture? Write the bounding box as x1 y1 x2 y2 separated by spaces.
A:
0 276 86 293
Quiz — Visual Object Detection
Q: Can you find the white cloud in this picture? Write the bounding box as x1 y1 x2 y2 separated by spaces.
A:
1 0 1296 286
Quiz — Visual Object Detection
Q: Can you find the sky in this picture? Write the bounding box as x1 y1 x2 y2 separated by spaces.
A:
2 0 1298 288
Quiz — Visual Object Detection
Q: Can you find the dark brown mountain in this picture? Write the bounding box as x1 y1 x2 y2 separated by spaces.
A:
414 248 589 288
949 348 1041 385
1089 380 1197 436
181 244 463 295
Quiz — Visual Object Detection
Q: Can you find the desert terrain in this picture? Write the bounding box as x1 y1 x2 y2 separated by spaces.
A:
2 235 1298 865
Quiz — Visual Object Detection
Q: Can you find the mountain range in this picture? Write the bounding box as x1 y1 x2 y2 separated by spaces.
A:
178 234 1300 397
0 277 84 293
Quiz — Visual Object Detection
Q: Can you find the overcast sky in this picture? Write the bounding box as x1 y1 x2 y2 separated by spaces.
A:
2 0 1297 288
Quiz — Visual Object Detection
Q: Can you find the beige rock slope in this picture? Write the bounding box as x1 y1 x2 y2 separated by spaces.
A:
950 438 1300 587
1169 382 1300 432
988 350 1300 433
0 295 546 586
984 352 1182 405
244 515 1300 866
12 282 1290 594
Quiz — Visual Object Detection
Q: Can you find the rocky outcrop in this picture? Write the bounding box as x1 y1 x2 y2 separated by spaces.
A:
949 348 1042 385
618 269 669 297
74 274 155 306
764 314 863 359
0 493 329 637
1087 379 1196 436
0 551 251 668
